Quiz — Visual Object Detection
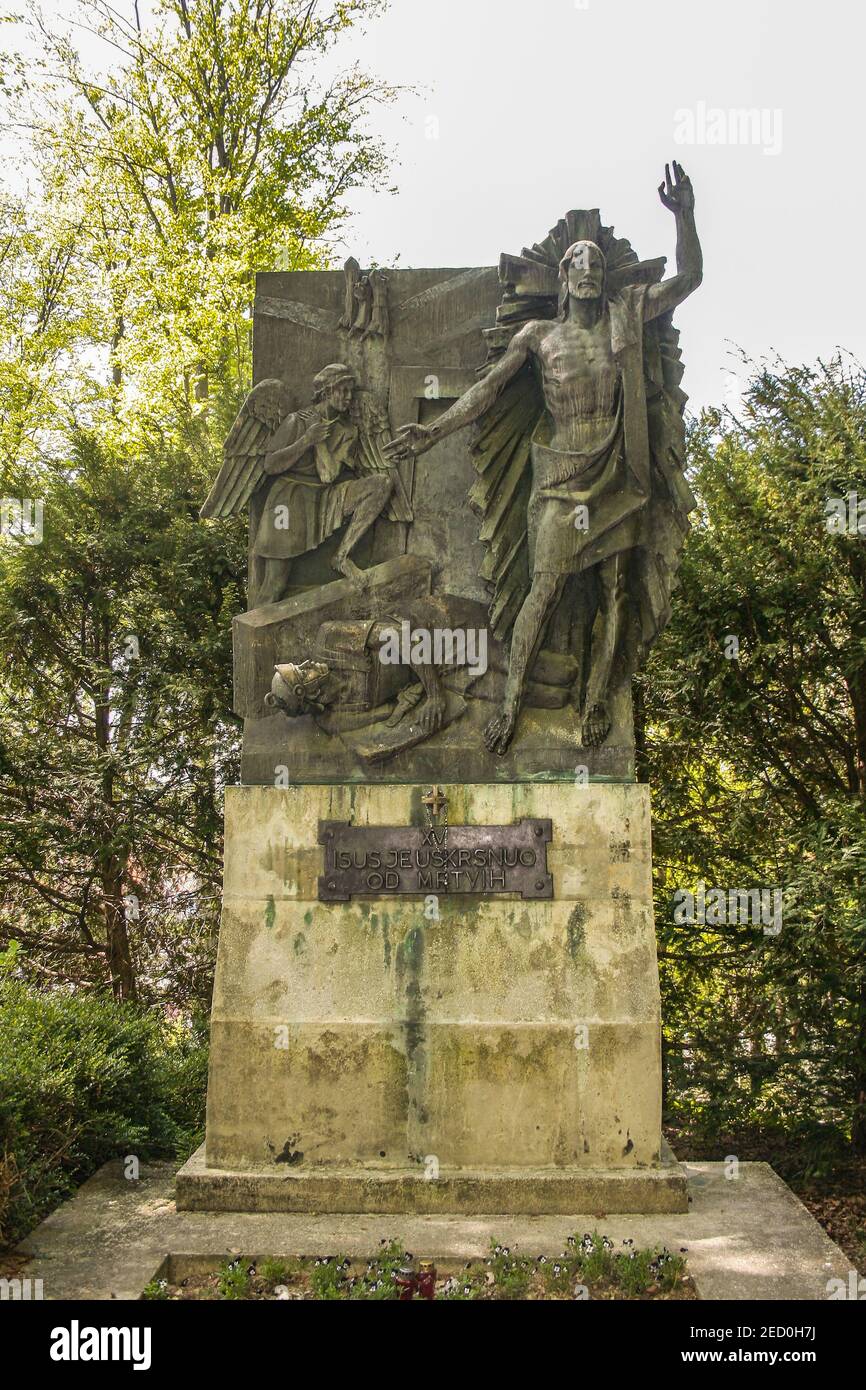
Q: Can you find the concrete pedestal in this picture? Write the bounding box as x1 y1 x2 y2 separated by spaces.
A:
178 783 686 1214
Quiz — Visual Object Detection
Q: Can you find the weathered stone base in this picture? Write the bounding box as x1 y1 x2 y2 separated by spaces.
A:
199 782 674 1212
14 1159 853 1300
177 1142 687 1214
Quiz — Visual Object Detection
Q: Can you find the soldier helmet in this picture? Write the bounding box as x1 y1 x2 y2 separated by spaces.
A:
265 661 329 716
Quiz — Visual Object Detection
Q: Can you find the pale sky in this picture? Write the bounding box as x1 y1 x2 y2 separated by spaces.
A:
341 0 866 412
8 0 865 413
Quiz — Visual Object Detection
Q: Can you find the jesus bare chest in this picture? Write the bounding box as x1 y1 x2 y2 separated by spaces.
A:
533 318 620 449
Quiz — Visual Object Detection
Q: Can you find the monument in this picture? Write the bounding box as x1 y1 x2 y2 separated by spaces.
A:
177 162 702 1214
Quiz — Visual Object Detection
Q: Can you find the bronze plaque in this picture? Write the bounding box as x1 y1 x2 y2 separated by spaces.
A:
318 818 553 901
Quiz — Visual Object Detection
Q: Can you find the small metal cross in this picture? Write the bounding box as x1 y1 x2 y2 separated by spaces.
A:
422 785 448 820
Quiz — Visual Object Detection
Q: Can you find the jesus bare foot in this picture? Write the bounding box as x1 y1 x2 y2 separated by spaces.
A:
582 701 612 748
484 703 517 754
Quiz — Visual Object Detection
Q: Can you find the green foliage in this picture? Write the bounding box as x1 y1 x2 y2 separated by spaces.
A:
310 1255 351 1300
541 1257 574 1295
573 1231 614 1285
142 1277 171 1300
304 1241 412 1300
0 0 399 1003
217 1259 252 1299
15 0 400 427
151 1238 692 1299
436 1269 486 1300
642 352 866 1155
257 1257 297 1288
613 1247 654 1296
494 1232 687 1298
347 1239 405 1300
0 425 243 1002
0 950 208 1246
487 1240 533 1298
656 1250 687 1293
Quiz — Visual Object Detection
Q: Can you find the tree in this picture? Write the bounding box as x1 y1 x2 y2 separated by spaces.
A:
641 352 866 1157
0 0 399 998
23 0 398 415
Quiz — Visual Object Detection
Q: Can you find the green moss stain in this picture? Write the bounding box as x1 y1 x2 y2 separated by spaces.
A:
611 886 633 937
303 910 313 927
396 924 429 1134
396 924 424 980
293 932 306 956
265 894 276 931
566 904 587 961
408 786 426 823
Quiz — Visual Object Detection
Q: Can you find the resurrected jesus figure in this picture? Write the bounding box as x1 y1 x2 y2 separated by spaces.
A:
385 162 702 753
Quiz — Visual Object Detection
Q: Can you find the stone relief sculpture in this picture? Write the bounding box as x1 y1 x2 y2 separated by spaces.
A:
201 164 702 780
265 616 447 741
201 362 411 603
259 598 583 765
339 257 391 340
386 162 702 752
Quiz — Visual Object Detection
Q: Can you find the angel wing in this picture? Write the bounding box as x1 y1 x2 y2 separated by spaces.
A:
355 414 417 522
470 208 691 650
200 378 293 520
354 401 414 524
